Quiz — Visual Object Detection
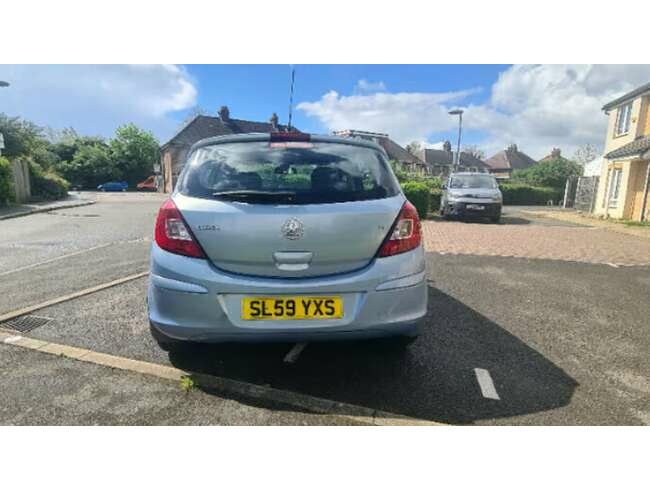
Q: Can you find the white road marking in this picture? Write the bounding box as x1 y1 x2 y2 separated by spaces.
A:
474 368 500 400
283 342 308 364
3 336 23 344
0 271 149 323
0 243 112 276
0 237 149 277
607 263 619 268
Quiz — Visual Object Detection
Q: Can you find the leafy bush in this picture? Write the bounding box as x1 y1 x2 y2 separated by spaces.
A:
420 176 443 190
389 160 409 183
0 156 14 205
512 157 581 189
29 161 69 199
56 143 117 189
500 183 563 205
401 181 430 218
279 173 311 189
429 188 442 212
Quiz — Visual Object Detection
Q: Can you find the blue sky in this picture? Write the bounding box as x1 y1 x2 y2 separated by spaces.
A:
185 64 508 139
1 64 650 159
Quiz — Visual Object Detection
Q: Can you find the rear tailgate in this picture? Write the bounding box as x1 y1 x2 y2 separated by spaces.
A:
175 193 404 278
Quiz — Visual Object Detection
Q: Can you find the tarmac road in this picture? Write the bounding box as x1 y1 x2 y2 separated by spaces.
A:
2 198 649 424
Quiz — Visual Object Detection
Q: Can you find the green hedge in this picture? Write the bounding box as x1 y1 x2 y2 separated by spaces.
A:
500 183 563 205
29 161 69 200
401 181 430 218
279 173 311 189
429 188 442 212
0 157 14 206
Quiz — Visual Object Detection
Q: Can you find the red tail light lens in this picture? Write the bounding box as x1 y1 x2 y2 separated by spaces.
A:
377 201 422 257
154 199 206 259
270 131 310 142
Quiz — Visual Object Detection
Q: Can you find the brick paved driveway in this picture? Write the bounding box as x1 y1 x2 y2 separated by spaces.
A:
422 209 650 266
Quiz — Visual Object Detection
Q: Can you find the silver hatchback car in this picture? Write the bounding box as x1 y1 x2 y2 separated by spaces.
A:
148 132 427 351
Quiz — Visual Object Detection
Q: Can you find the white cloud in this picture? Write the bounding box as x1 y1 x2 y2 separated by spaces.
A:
0 64 197 141
298 65 650 159
471 64 650 158
297 87 480 144
355 79 386 93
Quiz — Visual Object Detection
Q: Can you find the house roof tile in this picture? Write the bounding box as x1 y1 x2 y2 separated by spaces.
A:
605 135 650 159
418 148 488 168
485 147 537 171
602 82 650 112
162 115 291 148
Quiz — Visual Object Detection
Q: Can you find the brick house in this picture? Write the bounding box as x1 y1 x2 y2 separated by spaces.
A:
332 129 428 174
539 148 565 163
484 144 537 179
159 106 292 193
415 141 490 177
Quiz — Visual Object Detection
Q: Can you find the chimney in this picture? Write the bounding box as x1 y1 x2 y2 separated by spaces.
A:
443 140 452 153
551 148 561 158
218 105 230 122
507 144 518 153
270 112 279 130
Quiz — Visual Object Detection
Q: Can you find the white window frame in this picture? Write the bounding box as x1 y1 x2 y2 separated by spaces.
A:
614 103 632 136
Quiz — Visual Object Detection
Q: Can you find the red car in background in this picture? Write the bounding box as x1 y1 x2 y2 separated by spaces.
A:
137 175 158 192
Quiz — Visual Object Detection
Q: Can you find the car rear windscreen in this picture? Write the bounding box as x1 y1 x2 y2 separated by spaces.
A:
177 141 401 204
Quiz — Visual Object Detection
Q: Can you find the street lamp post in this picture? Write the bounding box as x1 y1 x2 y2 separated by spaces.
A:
448 109 464 172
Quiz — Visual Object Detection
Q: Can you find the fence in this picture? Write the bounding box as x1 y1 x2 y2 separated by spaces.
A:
11 158 31 203
563 176 599 213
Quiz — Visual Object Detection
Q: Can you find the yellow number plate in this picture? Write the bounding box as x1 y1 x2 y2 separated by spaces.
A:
242 296 343 320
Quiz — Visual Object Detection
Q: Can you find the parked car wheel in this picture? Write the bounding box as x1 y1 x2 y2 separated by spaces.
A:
490 215 501 223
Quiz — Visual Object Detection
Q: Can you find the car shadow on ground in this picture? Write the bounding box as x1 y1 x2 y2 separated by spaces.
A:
168 286 578 425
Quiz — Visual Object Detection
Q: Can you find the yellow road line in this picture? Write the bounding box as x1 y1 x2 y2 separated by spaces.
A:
0 328 445 426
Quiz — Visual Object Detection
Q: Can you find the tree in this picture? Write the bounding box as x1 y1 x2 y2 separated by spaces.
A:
512 157 582 189
462 144 486 160
44 126 79 144
57 142 117 189
405 141 422 156
109 124 160 185
177 106 210 131
51 136 107 164
572 144 600 166
0 113 63 171
0 113 46 157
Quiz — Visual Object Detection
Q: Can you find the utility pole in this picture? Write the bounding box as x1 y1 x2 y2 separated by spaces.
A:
448 109 464 172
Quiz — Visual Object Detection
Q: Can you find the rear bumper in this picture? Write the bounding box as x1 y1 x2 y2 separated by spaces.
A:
443 201 501 218
147 243 427 343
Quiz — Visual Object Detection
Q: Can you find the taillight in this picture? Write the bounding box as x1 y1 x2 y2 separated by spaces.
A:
377 201 422 257
270 131 310 142
154 199 206 259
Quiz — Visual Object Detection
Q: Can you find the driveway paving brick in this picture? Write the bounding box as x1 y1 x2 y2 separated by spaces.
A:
422 214 650 266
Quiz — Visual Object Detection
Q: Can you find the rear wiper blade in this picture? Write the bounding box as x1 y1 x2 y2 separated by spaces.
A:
212 190 297 202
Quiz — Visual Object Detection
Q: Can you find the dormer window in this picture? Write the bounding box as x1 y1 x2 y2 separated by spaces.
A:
614 103 632 136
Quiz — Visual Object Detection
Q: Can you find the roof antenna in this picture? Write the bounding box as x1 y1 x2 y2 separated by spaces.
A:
287 66 295 131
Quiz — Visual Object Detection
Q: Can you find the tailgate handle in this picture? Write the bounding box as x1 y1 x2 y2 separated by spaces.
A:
273 251 313 271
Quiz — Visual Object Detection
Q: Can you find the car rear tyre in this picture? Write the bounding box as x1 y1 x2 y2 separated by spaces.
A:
490 215 501 223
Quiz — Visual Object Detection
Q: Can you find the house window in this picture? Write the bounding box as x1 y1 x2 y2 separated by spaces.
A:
614 103 632 136
607 168 623 208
